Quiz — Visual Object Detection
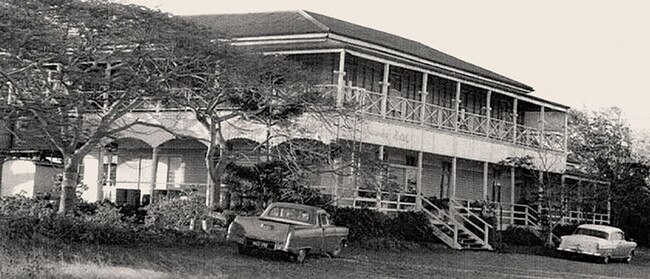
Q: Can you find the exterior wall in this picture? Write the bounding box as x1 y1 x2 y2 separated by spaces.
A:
456 159 484 201
421 153 449 198
81 152 100 202
1 160 36 197
341 118 566 173
33 163 61 195
487 164 513 204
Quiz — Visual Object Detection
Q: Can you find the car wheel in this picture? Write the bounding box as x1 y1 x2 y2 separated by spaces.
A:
237 244 249 255
624 253 633 264
601 256 610 264
292 249 307 264
330 241 344 257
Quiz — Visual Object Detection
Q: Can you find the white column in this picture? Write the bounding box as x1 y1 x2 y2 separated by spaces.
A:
540 106 546 147
380 63 390 117
450 157 457 199
483 162 489 201
512 98 518 143
562 111 569 151
377 145 385 209
335 50 346 107
420 73 428 124
96 148 105 201
485 90 492 137
416 151 423 208
148 146 160 204
454 82 461 132
510 166 515 205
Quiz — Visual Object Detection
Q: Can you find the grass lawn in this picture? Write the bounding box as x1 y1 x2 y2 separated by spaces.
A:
2 241 649 279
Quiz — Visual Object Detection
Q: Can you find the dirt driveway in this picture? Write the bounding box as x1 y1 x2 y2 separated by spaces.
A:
22 244 650 279
222 246 649 279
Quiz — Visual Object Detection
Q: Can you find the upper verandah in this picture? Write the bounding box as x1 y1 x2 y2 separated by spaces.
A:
185 10 539 95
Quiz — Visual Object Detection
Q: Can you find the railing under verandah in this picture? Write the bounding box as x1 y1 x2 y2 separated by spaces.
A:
454 198 610 230
339 86 566 152
336 188 418 212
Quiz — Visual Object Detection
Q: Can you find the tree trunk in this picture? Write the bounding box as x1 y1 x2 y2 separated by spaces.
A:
205 146 230 210
58 167 79 214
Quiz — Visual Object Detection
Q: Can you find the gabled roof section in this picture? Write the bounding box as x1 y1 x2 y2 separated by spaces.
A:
185 10 534 92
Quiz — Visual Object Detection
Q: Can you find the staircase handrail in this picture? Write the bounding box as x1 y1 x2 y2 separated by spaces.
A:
450 199 493 246
420 196 457 233
450 199 494 230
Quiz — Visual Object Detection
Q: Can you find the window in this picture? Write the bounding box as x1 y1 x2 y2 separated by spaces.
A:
166 156 184 188
267 206 312 223
612 232 625 241
574 228 609 240
319 214 330 227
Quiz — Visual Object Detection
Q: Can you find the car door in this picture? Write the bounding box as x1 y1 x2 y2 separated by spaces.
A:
612 232 629 257
319 213 337 253
616 232 635 257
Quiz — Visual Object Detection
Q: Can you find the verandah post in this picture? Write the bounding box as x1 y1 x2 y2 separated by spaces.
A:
148 145 159 204
380 63 390 118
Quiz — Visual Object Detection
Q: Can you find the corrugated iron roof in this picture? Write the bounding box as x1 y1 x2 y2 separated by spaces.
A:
185 10 534 92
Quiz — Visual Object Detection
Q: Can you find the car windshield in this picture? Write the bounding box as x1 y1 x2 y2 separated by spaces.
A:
574 228 609 239
266 206 312 223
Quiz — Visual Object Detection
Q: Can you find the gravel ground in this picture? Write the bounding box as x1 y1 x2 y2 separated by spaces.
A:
3 243 649 278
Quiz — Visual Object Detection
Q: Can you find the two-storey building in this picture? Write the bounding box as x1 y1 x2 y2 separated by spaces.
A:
1 11 610 249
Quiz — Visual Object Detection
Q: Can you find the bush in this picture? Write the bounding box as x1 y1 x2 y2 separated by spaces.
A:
0 213 224 247
329 207 439 244
553 224 579 237
0 196 56 218
329 207 390 241
143 196 212 230
499 226 544 246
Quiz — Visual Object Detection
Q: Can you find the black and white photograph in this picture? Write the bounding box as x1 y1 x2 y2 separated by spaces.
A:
1 0 649 278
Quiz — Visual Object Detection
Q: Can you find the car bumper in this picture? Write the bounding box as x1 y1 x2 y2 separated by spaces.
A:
231 236 293 252
557 247 604 257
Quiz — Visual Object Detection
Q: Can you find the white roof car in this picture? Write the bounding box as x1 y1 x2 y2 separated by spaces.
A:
557 224 636 264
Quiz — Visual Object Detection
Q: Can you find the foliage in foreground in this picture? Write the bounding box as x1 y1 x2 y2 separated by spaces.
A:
329 207 440 244
0 196 222 248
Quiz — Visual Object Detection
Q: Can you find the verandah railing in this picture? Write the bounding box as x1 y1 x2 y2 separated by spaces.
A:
454 198 610 229
338 85 565 151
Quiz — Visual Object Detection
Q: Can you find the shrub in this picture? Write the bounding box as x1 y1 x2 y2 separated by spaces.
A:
329 207 439 244
499 226 544 246
143 196 212 230
0 196 56 218
553 224 579 237
329 207 390 241
389 211 440 243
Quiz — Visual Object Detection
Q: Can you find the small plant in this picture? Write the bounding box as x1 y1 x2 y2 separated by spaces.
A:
499 226 544 246
143 195 212 230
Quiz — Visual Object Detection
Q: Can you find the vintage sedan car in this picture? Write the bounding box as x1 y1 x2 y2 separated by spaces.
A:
557 224 637 263
226 202 349 263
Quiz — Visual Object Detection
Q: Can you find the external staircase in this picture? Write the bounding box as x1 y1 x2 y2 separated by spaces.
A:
419 196 493 250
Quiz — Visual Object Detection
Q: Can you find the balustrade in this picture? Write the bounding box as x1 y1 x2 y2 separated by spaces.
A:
336 85 566 152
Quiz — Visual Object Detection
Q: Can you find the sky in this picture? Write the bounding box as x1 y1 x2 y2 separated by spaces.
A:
122 0 650 131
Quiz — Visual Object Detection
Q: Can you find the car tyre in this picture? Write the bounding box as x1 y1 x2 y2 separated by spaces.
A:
601 256 610 264
330 240 344 257
292 249 307 264
238 244 250 255
624 253 633 264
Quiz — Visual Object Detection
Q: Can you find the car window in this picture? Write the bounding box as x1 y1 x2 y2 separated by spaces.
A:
574 228 609 239
266 206 312 223
319 214 330 226
612 232 625 241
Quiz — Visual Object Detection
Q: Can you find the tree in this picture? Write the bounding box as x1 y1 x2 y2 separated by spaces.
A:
568 107 650 243
176 53 341 210
0 0 229 213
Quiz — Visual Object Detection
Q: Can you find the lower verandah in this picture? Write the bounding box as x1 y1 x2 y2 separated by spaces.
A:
82 138 609 228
